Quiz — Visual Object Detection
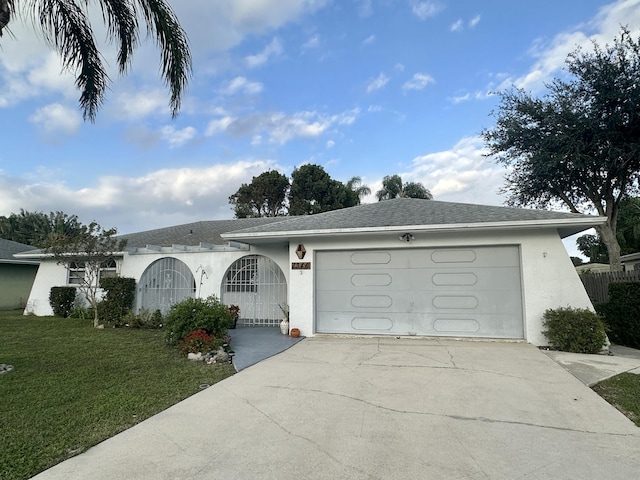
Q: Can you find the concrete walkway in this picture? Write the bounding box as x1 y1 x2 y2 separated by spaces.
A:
544 344 640 386
33 337 640 480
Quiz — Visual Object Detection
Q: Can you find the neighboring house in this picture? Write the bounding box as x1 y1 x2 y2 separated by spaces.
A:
17 199 604 346
0 238 39 310
575 263 611 274
621 252 640 272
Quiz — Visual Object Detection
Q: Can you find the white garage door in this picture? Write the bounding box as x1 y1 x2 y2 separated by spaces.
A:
315 246 524 339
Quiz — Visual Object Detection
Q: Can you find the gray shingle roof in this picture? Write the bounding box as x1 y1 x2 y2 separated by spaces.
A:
223 198 602 236
0 238 39 263
118 217 288 248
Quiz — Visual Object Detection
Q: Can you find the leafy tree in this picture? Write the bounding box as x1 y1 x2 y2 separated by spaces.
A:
483 27 640 271
46 221 127 327
229 170 289 218
577 234 609 264
0 210 82 247
0 0 191 120
288 164 360 215
576 197 640 263
376 174 432 201
570 256 584 267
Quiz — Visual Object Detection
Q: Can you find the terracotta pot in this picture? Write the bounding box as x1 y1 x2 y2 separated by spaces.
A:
290 328 300 338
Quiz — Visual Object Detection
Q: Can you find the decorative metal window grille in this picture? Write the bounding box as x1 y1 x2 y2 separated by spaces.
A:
221 255 287 327
225 256 257 293
137 257 196 314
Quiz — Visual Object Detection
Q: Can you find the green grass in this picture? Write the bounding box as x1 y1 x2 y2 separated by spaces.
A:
592 373 640 426
0 311 235 480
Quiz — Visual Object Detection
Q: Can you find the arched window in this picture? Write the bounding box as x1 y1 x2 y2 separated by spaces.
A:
221 255 287 326
137 257 195 314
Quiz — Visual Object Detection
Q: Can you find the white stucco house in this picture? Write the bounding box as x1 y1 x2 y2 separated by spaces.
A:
17 198 605 346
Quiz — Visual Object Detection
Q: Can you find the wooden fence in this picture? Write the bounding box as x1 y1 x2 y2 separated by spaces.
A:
579 270 640 304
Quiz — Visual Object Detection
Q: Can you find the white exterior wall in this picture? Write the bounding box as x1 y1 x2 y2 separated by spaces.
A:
119 245 289 301
25 259 72 316
23 245 289 317
286 228 593 346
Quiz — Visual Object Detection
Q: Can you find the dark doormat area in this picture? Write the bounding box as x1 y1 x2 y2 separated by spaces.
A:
228 326 304 371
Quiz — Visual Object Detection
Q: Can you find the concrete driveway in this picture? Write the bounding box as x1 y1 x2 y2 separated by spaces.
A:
34 337 640 480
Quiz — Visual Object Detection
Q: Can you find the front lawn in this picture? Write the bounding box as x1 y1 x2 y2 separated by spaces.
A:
592 373 640 426
0 311 235 480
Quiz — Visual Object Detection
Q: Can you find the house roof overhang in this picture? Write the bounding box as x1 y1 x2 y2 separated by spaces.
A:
222 217 606 244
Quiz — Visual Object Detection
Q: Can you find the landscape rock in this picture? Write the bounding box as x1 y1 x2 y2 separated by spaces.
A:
0 363 15 374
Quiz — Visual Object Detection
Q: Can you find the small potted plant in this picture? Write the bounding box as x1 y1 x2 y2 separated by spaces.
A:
278 303 289 335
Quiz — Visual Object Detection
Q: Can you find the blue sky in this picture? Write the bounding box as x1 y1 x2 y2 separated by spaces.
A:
1 0 639 256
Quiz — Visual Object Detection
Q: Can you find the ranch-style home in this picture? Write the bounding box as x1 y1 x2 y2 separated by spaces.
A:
17 198 605 346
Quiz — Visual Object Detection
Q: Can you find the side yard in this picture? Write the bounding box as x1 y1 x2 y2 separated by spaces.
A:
0 311 235 480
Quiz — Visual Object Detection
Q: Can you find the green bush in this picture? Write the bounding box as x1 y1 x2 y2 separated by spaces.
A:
598 282 640 349
121 309 164 329
99 277 136 326
542 307 607 353
49 287 77 318
163 295 233 345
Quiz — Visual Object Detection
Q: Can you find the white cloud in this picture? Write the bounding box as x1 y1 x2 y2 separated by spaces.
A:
326 140 335 149
161 126 198 148
366 73 389 93
29 103 82 137
245 37 283 68
205 108 359 144
451 93 471 104
402 73 435 91
219 76 264 95
450 19 463 32
110 90 171 120
0 160 282 233
205 116 237 136
302 34 321 49
469 15 481 28
497 0 640 92
363 35 376 46
404 136 507 206
410 1 443 20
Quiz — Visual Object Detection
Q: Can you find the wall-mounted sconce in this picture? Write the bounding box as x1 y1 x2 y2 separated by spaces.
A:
399 233 414 243
296 244 307 259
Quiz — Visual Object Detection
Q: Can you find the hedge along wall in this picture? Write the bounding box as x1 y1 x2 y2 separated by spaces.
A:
99 277 136 324
599 282 640 349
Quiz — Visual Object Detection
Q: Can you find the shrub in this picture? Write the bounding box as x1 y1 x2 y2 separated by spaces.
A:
49 287 77 318
99 277 136 326
598 282 640 349
542 307 607 353
163 295 233 345
122 309 164 329
178 329 219 356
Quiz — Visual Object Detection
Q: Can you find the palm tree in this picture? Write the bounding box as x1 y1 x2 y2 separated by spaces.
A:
376 174 433 201
0 0 191 121
346 176 371 202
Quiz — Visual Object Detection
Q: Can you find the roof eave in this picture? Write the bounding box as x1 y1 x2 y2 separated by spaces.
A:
222 217 606 242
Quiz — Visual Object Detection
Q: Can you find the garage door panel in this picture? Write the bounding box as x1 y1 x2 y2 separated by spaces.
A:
316 247 520 270
315 247 524 339
316 267 521 292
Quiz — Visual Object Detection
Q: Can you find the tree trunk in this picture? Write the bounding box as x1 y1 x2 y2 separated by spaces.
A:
595 223 622 272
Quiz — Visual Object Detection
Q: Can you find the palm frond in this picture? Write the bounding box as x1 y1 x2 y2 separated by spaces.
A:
35 0 108 121
135 0 192 118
